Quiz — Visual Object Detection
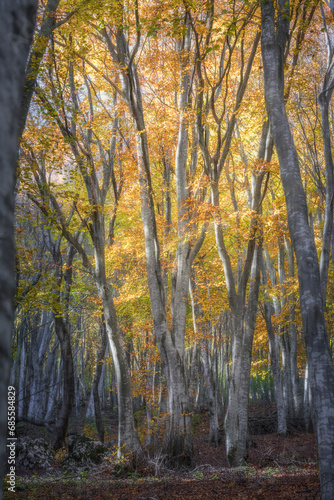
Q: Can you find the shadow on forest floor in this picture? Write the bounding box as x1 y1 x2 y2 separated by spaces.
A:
5 405 320 499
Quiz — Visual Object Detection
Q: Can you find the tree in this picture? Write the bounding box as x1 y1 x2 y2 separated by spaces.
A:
261 0 334 497
190 2 264 464
0 0 38 497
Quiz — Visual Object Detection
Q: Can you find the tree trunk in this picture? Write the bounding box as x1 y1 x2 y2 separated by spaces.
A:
224 244 262 465
0 2 37 496
97 279 141 455
44 341 59 422
285 239 303 419
261 2 334 496
190 273 220 445
92 324 108 443
261 253 287 436
319 1 334 305
263 301 287 435
52 316 75 450
27 312 52 421
17 333 26 420
104 33 204 462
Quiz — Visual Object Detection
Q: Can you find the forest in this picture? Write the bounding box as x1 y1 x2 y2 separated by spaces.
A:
1 0 334 498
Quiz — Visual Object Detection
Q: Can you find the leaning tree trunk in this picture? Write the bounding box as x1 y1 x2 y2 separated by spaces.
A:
261 2 334 497
0 2 37 497
36 62 141 456
19 0 62 138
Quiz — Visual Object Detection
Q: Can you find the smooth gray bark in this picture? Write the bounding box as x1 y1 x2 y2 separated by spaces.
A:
261 253 287 436
0 2 37 497
211 118 271 465
261 1 334 497
49 239 76 449
285 238 303 418
319 2 334 306
224 243 262 465
189 274 220 445
52 315 75 449
27 312 53 421
17 333 26 420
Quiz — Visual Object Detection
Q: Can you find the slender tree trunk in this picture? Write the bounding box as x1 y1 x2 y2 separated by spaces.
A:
17 333 26 420
44 341 59 422
201 340 220 446
97 279 141 454
224 244 262 465
92 324 108 443
52 316 75 449
37 67 141 455
27 312 52 420
261 253 287 436
190 273 220 445
285 239 303 419
73 339 81 418
303 362 312 432
263 302 287 435
277 244 294 421
261 2 334 496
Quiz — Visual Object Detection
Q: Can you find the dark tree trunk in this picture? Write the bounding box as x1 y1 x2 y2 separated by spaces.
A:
52 316 75 450
261 2 334 497
0 2 37 496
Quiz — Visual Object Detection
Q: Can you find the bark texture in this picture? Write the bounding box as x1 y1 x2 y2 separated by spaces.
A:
261 1 334 497
0 1 37 497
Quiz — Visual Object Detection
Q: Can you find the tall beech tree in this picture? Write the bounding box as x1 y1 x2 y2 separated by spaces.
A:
189 2 266 464
261 0 334 497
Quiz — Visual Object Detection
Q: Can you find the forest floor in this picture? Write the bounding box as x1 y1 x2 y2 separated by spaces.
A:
6 405 320 499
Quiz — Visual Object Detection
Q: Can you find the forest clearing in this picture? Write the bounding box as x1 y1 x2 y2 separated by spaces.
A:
1 0 334 499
